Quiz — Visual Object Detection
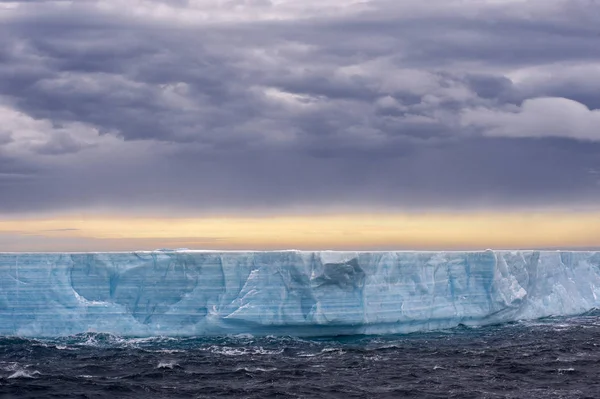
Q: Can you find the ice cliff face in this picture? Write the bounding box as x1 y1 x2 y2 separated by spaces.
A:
1 250 600 337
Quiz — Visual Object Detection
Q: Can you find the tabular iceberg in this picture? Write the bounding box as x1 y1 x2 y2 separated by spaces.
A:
1 250 599 337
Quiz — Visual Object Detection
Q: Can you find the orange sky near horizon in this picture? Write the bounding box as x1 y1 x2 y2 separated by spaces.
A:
1 212 600 252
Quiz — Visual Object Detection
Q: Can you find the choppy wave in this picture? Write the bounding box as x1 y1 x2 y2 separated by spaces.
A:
1 313 600 397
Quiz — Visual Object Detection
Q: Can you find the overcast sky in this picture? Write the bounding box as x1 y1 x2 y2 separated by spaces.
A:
1 0 600 217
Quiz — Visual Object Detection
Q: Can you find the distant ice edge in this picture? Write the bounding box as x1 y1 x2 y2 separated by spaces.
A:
1 250 600 337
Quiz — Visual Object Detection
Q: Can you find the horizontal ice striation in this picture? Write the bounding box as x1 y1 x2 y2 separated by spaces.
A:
1 250 600 337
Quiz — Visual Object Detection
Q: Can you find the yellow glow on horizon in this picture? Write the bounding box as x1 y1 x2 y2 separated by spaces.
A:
1 212 600 251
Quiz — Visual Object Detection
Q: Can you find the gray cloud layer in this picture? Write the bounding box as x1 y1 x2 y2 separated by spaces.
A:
1 0 600 214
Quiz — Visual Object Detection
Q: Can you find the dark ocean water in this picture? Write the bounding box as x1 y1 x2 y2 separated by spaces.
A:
2 313 600 398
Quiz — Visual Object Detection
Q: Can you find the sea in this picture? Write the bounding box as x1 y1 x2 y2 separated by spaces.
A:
2 312 600 398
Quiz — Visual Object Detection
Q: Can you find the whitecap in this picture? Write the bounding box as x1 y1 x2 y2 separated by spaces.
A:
204 346 283 356
157 361 179 369
321 348 345 355
8 370 40 379
558 368 575 374
156 349 185 354
298 353 319 358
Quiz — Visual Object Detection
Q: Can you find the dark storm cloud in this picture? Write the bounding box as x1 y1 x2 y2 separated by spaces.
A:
0 0 600 214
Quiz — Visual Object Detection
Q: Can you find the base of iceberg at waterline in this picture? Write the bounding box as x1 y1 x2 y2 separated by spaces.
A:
1 250 600 337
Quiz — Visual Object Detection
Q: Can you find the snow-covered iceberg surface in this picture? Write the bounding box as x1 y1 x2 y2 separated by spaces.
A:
1 250 600 337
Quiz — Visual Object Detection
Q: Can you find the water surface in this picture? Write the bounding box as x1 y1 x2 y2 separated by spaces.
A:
2 312 600 398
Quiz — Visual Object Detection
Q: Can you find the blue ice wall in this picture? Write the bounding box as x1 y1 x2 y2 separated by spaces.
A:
1 250 600 337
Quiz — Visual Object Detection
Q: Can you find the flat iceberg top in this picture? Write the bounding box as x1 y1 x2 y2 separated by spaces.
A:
1 250 599 337
0 249 588 253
